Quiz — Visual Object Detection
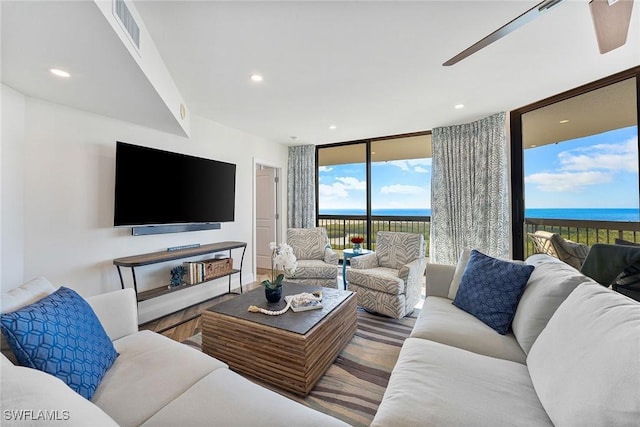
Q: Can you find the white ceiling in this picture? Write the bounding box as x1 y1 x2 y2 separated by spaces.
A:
2 1 639 145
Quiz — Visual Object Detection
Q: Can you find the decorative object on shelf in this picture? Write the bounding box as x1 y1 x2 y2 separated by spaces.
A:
169 265 186 288
261 242 297 303
350 236 365 254
248 291 323 315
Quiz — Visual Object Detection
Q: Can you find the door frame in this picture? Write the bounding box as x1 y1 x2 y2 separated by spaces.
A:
253 158 283 281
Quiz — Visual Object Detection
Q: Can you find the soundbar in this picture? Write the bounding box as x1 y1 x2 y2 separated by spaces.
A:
131 223 221 236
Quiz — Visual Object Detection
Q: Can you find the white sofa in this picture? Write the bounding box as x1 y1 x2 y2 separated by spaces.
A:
372 254 640 426
1 280 349 427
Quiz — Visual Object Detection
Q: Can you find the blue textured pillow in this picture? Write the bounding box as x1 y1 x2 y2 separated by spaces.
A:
453 250 535 335
0 286 118 399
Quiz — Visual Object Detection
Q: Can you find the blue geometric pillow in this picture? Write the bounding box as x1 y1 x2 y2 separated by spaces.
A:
0 286 118 399
453 250 535 335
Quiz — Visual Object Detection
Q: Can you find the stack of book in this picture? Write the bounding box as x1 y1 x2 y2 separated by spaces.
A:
183 261 205 285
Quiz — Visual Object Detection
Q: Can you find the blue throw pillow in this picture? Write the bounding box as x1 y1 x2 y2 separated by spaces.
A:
453 250 535 335
0 286 118 399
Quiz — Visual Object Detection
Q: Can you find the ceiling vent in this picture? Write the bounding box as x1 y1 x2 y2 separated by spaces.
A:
113 0 140 52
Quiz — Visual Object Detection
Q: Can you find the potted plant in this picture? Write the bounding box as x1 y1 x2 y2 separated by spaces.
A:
350 236 365 253
261 242 297 303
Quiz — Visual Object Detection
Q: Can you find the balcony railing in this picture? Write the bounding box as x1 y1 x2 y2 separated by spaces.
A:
318 215 431 257
318 214 640 260
525 218 640 258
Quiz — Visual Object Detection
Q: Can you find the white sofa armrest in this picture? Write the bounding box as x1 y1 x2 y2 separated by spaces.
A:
87 288 138 341
425 263 455 298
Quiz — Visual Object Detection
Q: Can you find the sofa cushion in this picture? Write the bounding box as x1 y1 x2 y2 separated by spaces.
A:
371 338 552 427
347 267 404 294
141 368 349 427
0 286 118 400
527 281 640 426
1 355 118 426
511 255 587 354
447 247 471 300
290 259 338 279
92 330 226 427
375 232 424 270
287 228 327 260
1 277 57 362
453 250 534 334
411 296 526 363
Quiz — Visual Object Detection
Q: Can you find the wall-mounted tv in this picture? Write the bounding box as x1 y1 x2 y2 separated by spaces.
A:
114 141 236 227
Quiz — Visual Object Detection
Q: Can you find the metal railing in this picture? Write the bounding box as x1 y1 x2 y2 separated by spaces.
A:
318 215 431 256
525 218 640 257
318 215 640 260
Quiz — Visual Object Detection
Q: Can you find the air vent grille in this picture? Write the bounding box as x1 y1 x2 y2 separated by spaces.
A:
114 0 140 50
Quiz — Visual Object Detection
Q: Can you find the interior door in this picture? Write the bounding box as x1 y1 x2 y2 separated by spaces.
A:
256 165 277 269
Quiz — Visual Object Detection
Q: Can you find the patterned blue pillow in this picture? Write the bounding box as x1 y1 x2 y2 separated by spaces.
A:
453 250 535 335
0 286 118 399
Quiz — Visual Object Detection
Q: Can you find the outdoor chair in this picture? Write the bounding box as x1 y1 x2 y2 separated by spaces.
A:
285 227 340 288
580 241 640 301
527 230 590 270
346 231 426 319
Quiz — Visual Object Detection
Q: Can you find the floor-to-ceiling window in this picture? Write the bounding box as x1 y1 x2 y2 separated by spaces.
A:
317 133 431 256
511 67 640 259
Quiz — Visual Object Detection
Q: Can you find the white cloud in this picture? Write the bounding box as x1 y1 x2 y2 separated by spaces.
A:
525 171 613 192
335 176 366 190
558 136 638 173
380 184 427 195
318 166 333 172
318 176 365 200
318 183 348 198
414 166 429 173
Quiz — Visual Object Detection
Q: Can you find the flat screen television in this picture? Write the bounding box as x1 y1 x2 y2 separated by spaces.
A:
114 141 236 227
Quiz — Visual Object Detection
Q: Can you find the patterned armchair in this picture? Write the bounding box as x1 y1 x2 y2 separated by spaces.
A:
285 227 340 288
346 231 426 319
528 231 590 270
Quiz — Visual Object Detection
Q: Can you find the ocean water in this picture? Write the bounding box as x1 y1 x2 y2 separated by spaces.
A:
320 208 640 222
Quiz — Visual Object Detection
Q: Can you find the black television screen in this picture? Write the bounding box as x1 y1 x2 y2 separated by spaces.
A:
114 141 236 227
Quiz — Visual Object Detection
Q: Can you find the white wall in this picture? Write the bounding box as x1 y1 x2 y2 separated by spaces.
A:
1 86 289 323
1 85 26 288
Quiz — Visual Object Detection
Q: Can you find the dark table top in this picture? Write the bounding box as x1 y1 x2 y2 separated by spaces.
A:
206 283 354 335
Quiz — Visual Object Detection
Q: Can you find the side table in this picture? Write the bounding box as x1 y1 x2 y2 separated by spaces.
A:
342 248 373 290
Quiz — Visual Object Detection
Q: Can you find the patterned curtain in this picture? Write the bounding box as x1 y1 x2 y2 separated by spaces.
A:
430 112 510 265
287 145 316 228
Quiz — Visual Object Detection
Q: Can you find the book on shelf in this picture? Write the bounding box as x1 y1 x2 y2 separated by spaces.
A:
285 294 323 312
183 261 205 285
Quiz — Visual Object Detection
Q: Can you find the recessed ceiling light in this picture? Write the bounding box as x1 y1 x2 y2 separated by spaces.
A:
371 151 376 155
531 144 537 148
49 68 70 78
250 74 263 82
559 119 569 124
454 104 464 109
329 125 337 130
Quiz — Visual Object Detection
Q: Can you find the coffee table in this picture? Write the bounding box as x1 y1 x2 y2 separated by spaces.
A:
201 283 357 396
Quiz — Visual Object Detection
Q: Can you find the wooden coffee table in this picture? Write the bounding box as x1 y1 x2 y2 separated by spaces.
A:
201 283 357 396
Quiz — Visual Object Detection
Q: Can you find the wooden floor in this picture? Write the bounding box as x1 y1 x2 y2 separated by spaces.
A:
139 268 269 342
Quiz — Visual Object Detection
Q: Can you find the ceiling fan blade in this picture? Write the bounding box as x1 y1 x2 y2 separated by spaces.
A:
443 0 566 66
589 0 634 54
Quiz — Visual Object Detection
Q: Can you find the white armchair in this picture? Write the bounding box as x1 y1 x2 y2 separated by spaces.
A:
346 231 426 318
285 227 340 288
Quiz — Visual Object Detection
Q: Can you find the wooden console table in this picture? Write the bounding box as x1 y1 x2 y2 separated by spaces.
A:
113 241 247 303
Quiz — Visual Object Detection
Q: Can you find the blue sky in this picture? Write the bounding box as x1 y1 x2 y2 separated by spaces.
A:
319 125 638 211
319 158 431 210
524 126 638 209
